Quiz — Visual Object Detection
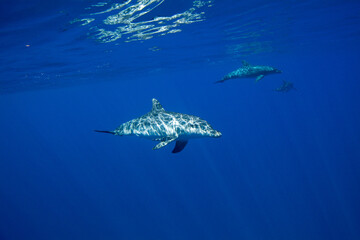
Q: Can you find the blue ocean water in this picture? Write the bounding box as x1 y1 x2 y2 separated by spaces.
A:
1 0 360 239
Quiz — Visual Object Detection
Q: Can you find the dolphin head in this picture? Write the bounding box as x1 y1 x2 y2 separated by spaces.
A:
259 66 282 75
272 67 282 74
198 124 222 138
184 118 222 138
209 129 222 138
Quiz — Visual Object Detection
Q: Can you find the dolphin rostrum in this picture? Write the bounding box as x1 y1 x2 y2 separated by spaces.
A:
95 99 222 153
215 60 282 84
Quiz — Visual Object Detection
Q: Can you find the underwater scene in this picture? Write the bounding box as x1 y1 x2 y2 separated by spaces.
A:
1 0 360 239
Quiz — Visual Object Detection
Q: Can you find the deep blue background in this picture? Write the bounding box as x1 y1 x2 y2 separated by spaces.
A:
1 0 360 239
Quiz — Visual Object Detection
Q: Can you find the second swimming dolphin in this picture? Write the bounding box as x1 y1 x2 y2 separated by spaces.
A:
215 60 282 84
274 80 296 92
95 99 221 153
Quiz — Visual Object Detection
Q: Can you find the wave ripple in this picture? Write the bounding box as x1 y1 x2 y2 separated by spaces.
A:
71 0 212 43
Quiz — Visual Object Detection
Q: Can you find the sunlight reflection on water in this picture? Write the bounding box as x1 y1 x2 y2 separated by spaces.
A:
71 0 213 42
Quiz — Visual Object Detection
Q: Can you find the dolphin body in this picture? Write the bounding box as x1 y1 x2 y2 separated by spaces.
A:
95 99 222 153
215 60 282 84
274 80 296 92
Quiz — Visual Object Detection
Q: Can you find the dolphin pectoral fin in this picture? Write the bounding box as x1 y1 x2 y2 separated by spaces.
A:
255 75 264 83
172 140 188 153
153 138 176 150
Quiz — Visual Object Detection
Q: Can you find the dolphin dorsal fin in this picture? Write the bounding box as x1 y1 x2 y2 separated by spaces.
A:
242 60 250 66
152 98 165 112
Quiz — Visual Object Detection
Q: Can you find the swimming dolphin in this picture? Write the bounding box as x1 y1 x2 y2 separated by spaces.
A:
95 99 222 153
215 60 282 84
274 80 296 92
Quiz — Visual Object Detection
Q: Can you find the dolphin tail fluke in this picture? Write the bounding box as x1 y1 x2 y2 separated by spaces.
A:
94 130 115 135
214 79 225 84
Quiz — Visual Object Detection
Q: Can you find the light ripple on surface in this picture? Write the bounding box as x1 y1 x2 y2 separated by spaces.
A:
71 0 212 42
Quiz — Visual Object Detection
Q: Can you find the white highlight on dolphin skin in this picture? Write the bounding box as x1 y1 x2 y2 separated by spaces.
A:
71 0 212 42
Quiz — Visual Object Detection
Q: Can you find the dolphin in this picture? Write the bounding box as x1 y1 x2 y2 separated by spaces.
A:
274 80 296 92
215 60 282 84
95 99 222 153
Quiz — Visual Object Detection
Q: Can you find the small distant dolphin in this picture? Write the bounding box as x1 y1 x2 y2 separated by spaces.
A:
274 80 296 92
215 60 282 84
95 99 222 153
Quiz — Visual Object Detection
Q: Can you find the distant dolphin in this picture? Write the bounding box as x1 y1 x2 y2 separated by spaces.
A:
215 60 282 84
274 80 296 92
95 99 222 153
